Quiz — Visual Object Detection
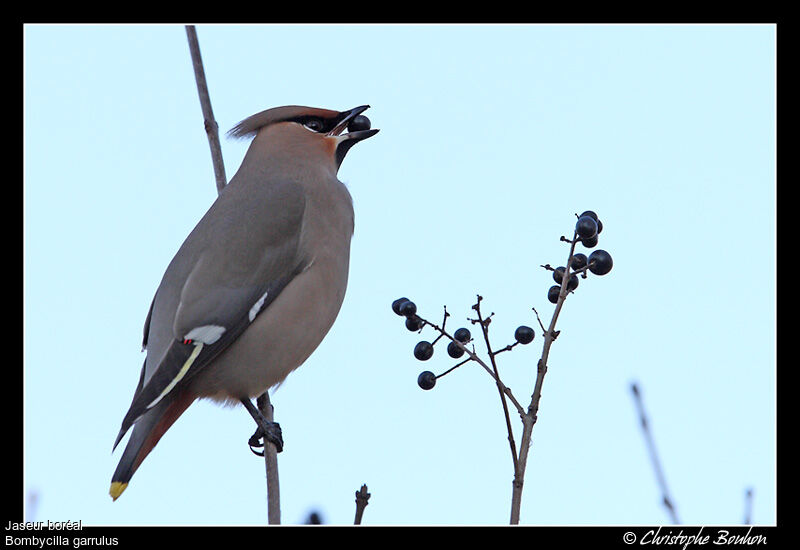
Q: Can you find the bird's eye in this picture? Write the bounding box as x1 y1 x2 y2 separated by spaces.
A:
303 118 324 132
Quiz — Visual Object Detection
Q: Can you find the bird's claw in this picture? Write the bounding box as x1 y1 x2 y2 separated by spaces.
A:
247 421 283 455
248 432 265 456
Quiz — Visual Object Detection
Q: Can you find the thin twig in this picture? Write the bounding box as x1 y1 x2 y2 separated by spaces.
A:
354 484 371 525
743 487 753 524
436 357 472 379
630 381 680 524
185 25 227 194
473 296 519 472
457 343 526 416
509 232 578 524
257 392 282 525
528 235 577 424
420 316 525 416
530 306 547 333
491 342 519 357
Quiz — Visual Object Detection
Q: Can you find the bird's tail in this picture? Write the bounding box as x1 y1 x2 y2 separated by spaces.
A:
109 388 194 501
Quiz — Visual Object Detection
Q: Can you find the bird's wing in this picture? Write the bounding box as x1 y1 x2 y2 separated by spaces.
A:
114 179 307 448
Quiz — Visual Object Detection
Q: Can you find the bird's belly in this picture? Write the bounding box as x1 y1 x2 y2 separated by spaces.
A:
189 253 349 402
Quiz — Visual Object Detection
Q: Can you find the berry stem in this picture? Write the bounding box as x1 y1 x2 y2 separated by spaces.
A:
491 342 519 357
415 313 525 416
437 357 472 379
473 295 519 473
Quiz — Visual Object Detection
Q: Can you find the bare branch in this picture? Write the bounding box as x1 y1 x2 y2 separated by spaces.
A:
185 25 227 194
509 231 579 524
416 314 525 416
354 484 371 525
743 487 754 525
257 392 282 525
630 381 680 524
473 296 519 472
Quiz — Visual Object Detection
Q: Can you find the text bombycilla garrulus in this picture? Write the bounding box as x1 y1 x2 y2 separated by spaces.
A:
110 105 378 500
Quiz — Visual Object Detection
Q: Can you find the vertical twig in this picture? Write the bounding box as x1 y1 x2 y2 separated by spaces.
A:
743 487 754 524
354 484 371 525
630 381 680 524
473 296 519 472
257 392 282 525
185 25 280 524
185 25 227 194
509 233 578 524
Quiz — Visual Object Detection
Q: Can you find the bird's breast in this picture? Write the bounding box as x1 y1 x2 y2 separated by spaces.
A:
188 235 352 402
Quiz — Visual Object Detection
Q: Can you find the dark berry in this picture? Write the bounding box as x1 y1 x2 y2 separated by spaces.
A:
567 274 578 291
392 297 410 316
548 285 561 304
453 327 471 343
447 341 465 358
405 315 423 331
575 215 598 239
398 300 417 318
514 325 535 345
553 267 578 291
348 115 371 133
588 249 613 275
417 371 436 390
571 253 588 270
579 210 603 234
414 341 434 361
581 234 598 248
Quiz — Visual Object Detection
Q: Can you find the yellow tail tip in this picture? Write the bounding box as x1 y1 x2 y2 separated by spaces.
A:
109 482 128 501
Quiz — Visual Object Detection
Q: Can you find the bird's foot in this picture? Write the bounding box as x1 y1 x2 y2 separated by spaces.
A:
247 421 283 455
240 397 284 455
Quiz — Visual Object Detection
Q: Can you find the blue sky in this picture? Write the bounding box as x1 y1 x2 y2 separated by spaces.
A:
23 24 776 526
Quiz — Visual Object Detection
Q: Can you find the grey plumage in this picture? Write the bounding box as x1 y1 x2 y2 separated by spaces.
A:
110 105 377 500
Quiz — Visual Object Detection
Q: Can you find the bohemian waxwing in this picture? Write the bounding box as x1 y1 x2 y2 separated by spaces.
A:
110 105 378 500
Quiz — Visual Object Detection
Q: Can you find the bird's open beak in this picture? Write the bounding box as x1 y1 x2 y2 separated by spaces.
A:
331 105 379 169
328 105 379 142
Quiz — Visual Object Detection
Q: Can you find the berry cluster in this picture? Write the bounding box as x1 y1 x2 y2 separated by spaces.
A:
545 210 613 304
392 297 535 391
392 211 612 393
388 212 613 522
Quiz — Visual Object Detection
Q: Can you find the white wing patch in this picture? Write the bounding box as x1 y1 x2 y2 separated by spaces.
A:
249 290 270 322
183 324 226 345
